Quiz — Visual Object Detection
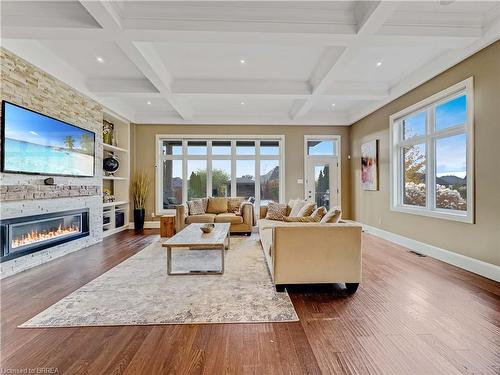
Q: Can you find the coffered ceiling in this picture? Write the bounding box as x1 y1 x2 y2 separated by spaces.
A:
2 1 499 125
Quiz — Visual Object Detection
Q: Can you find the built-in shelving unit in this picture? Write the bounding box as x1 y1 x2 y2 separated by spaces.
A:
102 111 130 238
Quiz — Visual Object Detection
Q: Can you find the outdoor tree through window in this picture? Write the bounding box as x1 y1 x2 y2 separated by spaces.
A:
391 78 473 223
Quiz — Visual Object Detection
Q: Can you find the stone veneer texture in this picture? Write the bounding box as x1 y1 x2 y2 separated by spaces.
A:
0 47 104 278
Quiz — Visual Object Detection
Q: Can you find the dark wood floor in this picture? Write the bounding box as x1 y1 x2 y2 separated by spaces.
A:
1 229 499 374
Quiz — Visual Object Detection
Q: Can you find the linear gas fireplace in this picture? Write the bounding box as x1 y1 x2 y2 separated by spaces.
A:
1 209 89 262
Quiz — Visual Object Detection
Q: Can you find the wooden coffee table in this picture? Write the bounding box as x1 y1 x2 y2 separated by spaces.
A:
161 223 230 275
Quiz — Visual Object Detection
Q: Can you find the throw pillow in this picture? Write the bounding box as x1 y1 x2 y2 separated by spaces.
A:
187 199 205 215
321 209 342 223
297 202 316 217
207 197 228 214
201 197 209 212
311 206 327 221
289 199 307 217
265 202 288 221
227 197 243 214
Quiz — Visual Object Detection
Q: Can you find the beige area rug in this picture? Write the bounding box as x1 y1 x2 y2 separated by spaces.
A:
20 235 298 327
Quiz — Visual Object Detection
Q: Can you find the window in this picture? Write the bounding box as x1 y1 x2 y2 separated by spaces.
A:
390 78 474 223
307 140 335 156
157 136 284 213
260 159 280 205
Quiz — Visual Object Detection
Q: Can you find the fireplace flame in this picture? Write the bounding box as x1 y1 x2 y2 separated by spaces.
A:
12 224 81 249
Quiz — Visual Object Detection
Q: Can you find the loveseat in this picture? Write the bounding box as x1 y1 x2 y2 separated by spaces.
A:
258 205 362 293
175 197 254 235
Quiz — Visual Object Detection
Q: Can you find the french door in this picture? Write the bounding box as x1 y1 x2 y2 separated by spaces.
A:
305 157 339 210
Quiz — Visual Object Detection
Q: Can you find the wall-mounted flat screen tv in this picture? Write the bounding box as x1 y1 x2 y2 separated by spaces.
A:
1 101 95 177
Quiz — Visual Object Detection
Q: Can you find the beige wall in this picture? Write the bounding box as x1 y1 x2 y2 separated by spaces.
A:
350 41 500 265
131 124 351 221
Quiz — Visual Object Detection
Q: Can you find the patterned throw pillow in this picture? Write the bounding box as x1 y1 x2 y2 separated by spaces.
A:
187 199 205 215
227 197 243 214
320 209 342 223
311 206 327 221
297 202 316 217
265 202 288 221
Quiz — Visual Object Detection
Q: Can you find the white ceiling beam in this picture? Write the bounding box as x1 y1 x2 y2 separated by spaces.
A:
86 77 386 101
78 0 193 120
133 112 351 126
1 26 476 49
292 1 399 119
87 78 160 97
378 24 482 39
355 1 400 36
79 1 122 30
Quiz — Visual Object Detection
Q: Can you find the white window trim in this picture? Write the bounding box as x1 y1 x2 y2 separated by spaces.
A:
389 77 474 223
155 134 285 215
303 135 342 210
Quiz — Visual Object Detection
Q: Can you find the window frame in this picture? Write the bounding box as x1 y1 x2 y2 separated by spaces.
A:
389 77 474 223
156 134 285 215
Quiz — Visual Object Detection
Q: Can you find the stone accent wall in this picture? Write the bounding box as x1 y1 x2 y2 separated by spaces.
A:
1 185 100 202
1 48 104 278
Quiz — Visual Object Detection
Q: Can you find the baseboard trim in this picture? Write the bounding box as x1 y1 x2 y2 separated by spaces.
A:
128 221 160 229
361 223 500 282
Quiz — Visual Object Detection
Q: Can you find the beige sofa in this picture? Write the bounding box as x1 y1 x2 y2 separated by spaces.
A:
258 207 362 293
175 200 254 235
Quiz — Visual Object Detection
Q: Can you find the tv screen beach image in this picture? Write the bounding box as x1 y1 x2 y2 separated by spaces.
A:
3 102 95 177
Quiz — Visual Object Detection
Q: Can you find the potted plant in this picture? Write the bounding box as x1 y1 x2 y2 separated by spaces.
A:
131 171 150 233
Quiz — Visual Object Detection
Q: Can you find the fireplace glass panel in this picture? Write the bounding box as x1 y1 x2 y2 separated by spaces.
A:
10 214 83 251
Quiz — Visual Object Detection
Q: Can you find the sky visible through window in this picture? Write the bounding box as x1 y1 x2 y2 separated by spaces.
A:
435 95 467 177
307 140 335 155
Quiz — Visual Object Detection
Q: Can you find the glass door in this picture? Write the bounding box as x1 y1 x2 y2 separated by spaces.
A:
306 158 338 210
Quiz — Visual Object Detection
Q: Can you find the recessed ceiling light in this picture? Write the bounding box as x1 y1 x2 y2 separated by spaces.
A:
331 103 336 107
376 61 382 67
240 101 245 105
96 56 104 63
147 101 152 105
240 59 246 64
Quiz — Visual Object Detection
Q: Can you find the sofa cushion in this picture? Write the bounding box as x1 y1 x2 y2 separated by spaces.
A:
289 199 307 217
297 202 316 217
321 209 342 223
227 197 244 214
214 213 244 224
265 202 288 221
206 197 228 214
187 199 205 215
311 206 327 221
283 216 317 222
185 213 216 224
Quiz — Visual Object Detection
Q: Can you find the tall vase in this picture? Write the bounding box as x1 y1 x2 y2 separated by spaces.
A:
134 208 145 233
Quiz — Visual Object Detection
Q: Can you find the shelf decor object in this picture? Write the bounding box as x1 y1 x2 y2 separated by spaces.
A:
103 120 114 145
103 154 120 176
131 171 150 233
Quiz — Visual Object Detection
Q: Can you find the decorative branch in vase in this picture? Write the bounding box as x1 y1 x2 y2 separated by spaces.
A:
131 171 150 233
